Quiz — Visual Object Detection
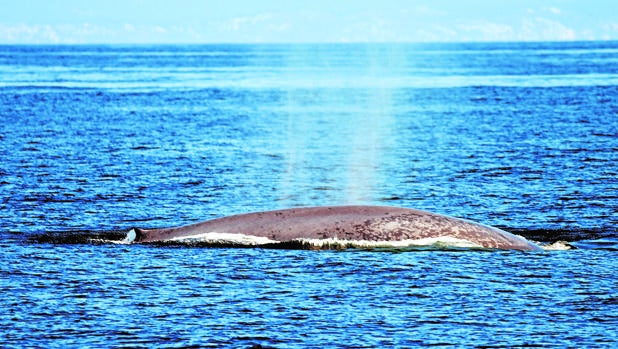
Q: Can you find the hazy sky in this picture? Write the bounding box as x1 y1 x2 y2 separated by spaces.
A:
1 0 617 44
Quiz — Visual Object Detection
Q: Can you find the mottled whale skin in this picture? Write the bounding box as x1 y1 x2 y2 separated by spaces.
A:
127 206 542 251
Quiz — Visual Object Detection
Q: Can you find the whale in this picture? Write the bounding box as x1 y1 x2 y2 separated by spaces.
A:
124 205 542 251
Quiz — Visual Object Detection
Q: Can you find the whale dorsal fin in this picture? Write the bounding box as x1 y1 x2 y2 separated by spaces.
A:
124 228 137 243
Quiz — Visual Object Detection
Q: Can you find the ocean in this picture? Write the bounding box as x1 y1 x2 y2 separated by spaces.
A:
1 42 617 348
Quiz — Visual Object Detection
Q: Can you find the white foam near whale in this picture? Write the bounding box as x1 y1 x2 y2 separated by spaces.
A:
128 230 487 250
168 232 279 245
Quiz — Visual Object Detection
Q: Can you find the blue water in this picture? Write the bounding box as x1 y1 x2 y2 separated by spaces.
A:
1 42 618 348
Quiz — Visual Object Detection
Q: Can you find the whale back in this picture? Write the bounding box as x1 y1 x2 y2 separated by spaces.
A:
130 206 541 251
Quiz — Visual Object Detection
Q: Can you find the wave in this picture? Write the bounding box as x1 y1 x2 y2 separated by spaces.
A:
26 229 127 244
506 227 615 243
567 239 618 251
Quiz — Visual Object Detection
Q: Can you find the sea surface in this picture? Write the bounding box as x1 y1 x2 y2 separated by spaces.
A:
1 42 617 348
